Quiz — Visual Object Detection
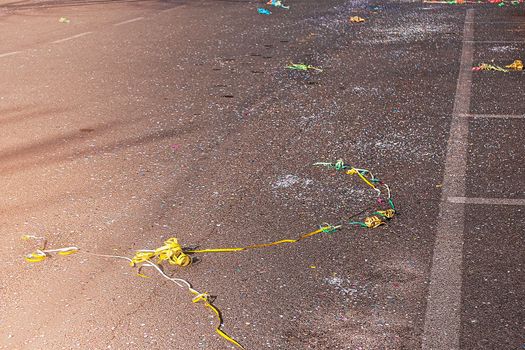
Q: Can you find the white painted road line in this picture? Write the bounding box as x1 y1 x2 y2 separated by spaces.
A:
460 113 525 119
114 17 144 26
0 51 21 58
448 197 525 206
422 9 475 350
466 21 525 24
51 31 93 44
472 114 524 119
466 40 525 43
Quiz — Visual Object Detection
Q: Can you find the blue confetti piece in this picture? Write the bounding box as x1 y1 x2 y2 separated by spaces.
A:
257 8 272 15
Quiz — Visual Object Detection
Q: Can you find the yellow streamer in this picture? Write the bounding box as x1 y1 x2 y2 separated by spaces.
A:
57 248 79 256
346 168 377 190
22 161 394 349
131 238 191 267
191 291 245 349
349 16 366 23
363 216 384 228
376 209 395 219
22 236 244 349
24 251 47 263
22 236 79 262
186 224 340 254
505 59 523 71
128 241 245 347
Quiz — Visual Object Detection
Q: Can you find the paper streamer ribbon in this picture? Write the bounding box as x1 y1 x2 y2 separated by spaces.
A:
287 63 323 72
22 160 395 349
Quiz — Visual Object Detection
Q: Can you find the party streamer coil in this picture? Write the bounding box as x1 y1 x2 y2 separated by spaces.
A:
22 160 396 349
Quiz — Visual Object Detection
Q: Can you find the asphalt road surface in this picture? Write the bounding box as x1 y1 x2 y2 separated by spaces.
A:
0 0 523 349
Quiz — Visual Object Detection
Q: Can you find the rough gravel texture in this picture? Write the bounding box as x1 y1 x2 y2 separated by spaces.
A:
0 0 523 349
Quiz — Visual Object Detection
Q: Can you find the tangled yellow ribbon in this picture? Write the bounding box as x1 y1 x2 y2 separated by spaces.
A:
22 161 395 349
349 16 366 23
130 238 191 267
22 235 79 263
22 236 244 349
505 59 523 71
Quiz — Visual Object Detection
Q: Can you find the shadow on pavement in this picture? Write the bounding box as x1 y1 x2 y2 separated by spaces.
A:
0 111 195 176
0 0 187 10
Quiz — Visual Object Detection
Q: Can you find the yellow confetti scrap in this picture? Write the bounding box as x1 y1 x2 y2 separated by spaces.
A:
130 238 191 267
350 16 366 23
24 251 47 263
505 59 523 71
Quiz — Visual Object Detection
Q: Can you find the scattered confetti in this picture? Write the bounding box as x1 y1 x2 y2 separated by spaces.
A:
486 0 521 5
287 63 323 72
266 0 289 9
505 59 523 71
22 235 78 263
349 16 366 23
58 17 70 23
423 0 471 3
258 8 272 15
22 161 395 349
21 235 244 348
472 63 509 72
423 0 522 4
473 61 523 72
